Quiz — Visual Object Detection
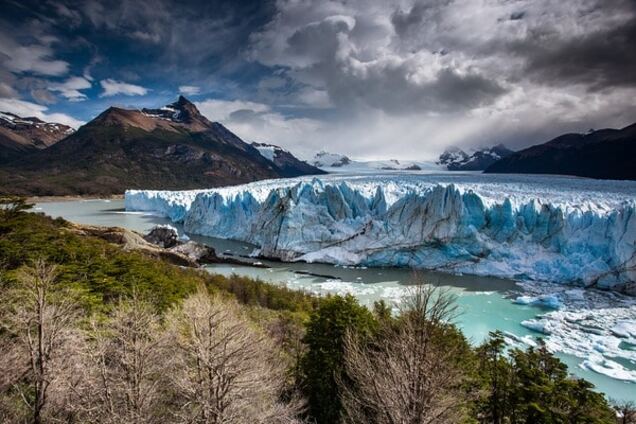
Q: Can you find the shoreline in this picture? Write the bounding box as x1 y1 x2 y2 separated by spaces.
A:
28 194 124 203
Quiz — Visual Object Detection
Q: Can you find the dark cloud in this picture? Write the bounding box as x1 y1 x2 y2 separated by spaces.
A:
0 82 17 97
323 65 506 115
1 0 635 159
522 13 636 90
228 108 262 121
391 0 450 39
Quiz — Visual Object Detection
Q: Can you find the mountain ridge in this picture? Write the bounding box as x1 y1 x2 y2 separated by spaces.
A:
252 142 325 177
0 111 74 161
309 151 440 172
485 123 636 180
0 97 321 195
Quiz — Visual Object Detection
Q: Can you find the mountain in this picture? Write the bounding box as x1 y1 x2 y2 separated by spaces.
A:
437 144 514 171
485 123 636 180
251 142 325 177
310 151 442 172
0 111 74 161
0 96 317 196
311 151 352 168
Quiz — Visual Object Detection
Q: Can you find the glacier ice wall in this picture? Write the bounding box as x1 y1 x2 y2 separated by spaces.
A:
125 174 636 288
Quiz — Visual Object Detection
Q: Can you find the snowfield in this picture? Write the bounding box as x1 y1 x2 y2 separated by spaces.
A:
125 173 636 288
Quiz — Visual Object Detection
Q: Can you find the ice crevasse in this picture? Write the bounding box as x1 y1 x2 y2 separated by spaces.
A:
125 174 636 288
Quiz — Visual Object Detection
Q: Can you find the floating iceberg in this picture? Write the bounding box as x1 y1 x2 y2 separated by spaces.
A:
125 173 636 288
514 294 562 309
517 281 636 382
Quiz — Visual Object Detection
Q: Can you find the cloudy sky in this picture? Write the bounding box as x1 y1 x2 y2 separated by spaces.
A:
1 0 634 160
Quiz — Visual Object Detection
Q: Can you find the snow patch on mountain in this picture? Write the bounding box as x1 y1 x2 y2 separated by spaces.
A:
0 111 75 134
311 151 351 168
126 173 636 289
252 142 283 162
438 144 514 171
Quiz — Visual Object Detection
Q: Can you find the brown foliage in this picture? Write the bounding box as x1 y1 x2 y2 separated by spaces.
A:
166 290 304 424
339 282 471 424
68 295 170 424
0 260 82 423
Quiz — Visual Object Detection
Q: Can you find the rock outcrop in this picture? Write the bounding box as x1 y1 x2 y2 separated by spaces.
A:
70 223 219 267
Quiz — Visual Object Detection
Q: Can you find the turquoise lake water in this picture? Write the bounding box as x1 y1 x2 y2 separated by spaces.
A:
35 199 636 401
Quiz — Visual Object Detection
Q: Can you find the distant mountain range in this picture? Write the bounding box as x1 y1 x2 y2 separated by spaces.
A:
437 144 515 171
0 96 322 196
485 123 636 180
2 97 633 196
0 112 74 161
310 151 442 172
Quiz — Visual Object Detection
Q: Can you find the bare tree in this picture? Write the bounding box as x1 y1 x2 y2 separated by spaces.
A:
613 400 636 424
339 280 471 424
267 314 307 390
0 260 81 424
70 295 170 424
166 290 304 424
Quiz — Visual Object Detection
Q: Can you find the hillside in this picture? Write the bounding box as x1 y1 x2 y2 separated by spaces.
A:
486 123 636 180
0 97 321 195
252 142 325 177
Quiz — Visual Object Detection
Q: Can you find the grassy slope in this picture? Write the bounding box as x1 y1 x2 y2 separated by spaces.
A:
0 210 318 315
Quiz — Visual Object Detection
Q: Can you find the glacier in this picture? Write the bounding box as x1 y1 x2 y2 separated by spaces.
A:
125 173 636 289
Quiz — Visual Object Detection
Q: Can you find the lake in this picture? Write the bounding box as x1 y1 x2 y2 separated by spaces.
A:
36 198 636 401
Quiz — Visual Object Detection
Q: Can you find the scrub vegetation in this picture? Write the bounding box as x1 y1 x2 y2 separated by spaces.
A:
0 197 630 423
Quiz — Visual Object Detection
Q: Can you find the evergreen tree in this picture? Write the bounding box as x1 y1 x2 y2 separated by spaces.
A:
300 295 376 424
477 334 615 424
476 331 513 424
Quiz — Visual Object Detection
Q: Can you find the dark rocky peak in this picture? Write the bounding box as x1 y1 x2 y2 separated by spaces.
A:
312 151 351 167
141 96 209 126
169 95 204 121
442 145 466 154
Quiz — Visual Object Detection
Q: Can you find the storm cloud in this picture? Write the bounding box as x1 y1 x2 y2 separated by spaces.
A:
0 0 634 157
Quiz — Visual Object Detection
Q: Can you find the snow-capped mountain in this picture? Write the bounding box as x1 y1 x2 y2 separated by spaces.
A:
251 142 324 177
310 151 442 172
0 111 74 160
311 151 352 168
438 144 514 171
